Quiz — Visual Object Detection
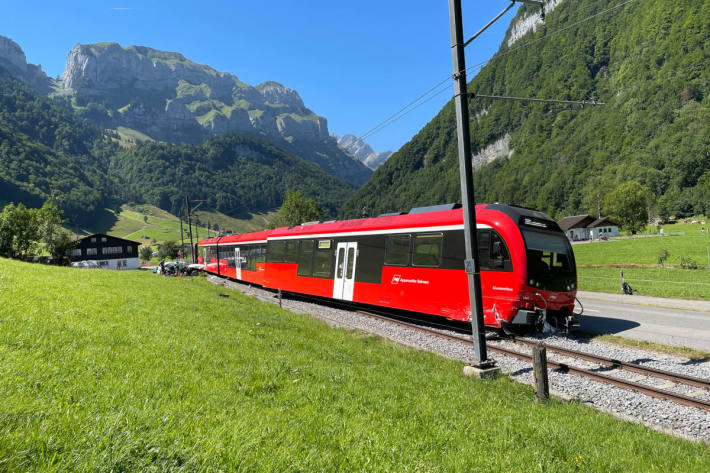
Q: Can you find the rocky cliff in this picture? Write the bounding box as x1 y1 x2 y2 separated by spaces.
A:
335 134 392 170
0 35 54 93
61 42 371 186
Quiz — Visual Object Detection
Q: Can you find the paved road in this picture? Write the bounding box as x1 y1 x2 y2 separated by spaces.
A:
577 291 710 352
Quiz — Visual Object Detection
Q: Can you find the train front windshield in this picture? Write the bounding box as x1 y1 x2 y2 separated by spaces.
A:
522 229 576 292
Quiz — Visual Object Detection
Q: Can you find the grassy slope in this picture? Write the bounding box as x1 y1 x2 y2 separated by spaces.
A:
81 204 276 245
574 221 710 299
0 258 708 472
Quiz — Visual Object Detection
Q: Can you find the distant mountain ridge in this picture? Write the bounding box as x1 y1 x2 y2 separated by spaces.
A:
59 41 371 186
0 36 54 93
335 134 392 170
0 36 372 187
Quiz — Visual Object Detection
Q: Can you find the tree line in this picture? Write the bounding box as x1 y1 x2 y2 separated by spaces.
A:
0 201 76 262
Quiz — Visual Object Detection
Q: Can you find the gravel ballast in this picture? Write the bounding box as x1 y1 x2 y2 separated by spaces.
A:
207 276 710 443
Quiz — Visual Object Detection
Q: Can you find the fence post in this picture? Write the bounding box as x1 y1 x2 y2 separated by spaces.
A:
278 288 282 308
533 342 549 402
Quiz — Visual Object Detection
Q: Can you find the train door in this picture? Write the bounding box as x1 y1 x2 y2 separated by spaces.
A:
235 247 242 280
333 242 358 301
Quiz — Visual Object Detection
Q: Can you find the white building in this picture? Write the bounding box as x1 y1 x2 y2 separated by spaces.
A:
558 215 620 241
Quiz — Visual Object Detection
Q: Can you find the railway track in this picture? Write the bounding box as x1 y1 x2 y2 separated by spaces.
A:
352 309 710 413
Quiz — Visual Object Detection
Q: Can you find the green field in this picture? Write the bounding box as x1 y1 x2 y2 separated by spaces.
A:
1 258 709 472
573 221 710 299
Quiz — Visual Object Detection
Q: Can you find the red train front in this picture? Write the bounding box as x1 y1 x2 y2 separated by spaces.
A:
198 203 579 333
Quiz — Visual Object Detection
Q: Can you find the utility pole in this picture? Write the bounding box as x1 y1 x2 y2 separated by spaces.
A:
180 213 185 260
449 0 495 375
185 195 194 263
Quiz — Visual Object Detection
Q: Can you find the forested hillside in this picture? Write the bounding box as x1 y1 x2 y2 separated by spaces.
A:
109 134 354 218
0 68 115 222
341 0 710 221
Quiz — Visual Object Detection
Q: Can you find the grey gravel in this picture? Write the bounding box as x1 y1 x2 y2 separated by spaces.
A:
207 275 710 443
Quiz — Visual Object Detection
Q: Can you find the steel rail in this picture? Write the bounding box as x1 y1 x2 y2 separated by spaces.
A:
354 310 710 413
511 338 710 391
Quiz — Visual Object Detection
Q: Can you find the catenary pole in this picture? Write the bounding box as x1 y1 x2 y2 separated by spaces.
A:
186 195 194 263
449 0 489 365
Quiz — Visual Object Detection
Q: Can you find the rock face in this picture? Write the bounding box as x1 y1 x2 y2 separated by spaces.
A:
335 134 393 170
61 42 370 186
0 35 54 93
507 0 563 47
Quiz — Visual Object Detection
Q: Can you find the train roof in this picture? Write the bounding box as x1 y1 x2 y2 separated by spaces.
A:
197 203 558 246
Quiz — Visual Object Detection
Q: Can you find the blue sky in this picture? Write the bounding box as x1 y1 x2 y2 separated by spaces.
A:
2 0 520 153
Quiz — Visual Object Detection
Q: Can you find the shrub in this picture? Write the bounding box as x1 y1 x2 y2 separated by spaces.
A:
657 248 670 266
680 256 698 270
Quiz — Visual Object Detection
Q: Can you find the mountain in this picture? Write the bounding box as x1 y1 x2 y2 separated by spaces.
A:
340 0 710 220
0 36 55 94
0 60 352 223
60 42 372 186
335 134 393 170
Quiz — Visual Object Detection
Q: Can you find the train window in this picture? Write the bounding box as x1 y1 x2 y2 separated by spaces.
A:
285 241 299 263
477 230 491 269
413 233 442 267
477 230 512 272
336 247 345 278
313 241 333 277
346 247 355 279
384 234 410 266
297 240 314 276
267 241 286 262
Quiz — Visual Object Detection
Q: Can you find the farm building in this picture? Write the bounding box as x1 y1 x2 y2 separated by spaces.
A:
558 215 620 241
70 233 140 269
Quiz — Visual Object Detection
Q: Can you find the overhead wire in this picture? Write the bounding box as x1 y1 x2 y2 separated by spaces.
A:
358 0 639 141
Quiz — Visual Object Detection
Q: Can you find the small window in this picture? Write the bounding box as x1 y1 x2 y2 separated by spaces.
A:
126 246 134 254
413 234 442 267
101 237 107 243
285 241 299 263
297 240 314 276
336 247 345 278
86 247 97 256
71 248 82 257
385 234 410 266
346 247 355 279
91 238 96 243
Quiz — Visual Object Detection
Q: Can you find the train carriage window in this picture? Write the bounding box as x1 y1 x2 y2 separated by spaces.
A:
285 241 299 263
346 247 355 279
313 240 334 277
267 241 286 262
336 247 345 278
489 232 511 270
477 230 491 269
297 240 314 276
384 234 410 266
412 233 442 267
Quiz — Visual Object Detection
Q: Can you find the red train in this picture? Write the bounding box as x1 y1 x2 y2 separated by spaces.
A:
197 203 580 333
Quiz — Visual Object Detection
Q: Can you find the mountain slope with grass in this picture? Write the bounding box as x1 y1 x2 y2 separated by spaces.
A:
340 0 710 221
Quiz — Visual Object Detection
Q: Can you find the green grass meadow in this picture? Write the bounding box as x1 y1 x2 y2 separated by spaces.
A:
0 258 709 471
573 223 710 299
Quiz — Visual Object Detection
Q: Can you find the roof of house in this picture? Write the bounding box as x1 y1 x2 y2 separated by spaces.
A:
589 217 620 228
558 215 620 231
77 233 140 246
557 215 596 231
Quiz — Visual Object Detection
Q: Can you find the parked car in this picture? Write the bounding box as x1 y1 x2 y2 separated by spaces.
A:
71 260 100 269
